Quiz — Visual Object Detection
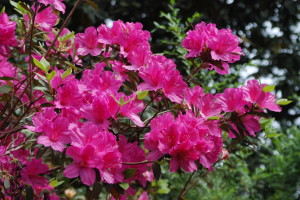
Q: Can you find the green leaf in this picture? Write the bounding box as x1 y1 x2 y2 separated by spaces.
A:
266 133 283 138
0 76 14 81
61 68 72 79
1 6 5 13
119 183 129 190
157 179 171 194
40 57 50 71
4 177 10 189
123 168 136 179
59 31 75 42
276 98 292 105
46 70 56 81
50 179 64 187
33 57 46 72
65 61 78 71
0 85 13 93
208 116 221 120
136 90 149 100
263 85 275 92
33 86 48 91
40 103 55 107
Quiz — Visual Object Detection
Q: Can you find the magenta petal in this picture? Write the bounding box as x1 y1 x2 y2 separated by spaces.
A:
170 158 179 172
37 135 52 147
147 150 163 161
80 168 96 186
51 141 66 152
101 170 114 184
128 114 144 127
64 163 80 178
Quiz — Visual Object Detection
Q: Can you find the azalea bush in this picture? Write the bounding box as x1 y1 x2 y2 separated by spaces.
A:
0 0 290 199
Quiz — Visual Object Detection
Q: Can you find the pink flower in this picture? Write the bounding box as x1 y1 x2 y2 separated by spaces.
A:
182 22 243 74
242 79 281 112
64 145 98 186
169 141 199 172
197 94 222 118
119 135 152 187
208 28 242 62
21 159 49 188
117 94 145 127
144 112 223 172
0 12 18 56
80 94 118 129
98 20 150 57
38 0 66 13
37 116 70 152
34 7 58 31
75 27 102 56
216 88 247 113
138 55 188 103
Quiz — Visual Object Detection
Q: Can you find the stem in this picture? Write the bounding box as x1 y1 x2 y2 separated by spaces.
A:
122 160 153 165
28 3 38 102
44 0 83 58
185 63 205 82
177 172 195 200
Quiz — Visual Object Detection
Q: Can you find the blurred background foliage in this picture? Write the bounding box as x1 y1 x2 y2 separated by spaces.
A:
1 0 299 199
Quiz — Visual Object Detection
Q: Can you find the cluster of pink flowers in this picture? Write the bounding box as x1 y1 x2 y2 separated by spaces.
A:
0 1 283 199
0 12 18 56
182 22 243 74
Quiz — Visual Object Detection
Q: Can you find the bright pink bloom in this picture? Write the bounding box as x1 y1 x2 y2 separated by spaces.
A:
216 88 247 112
21 159 49 188
184 85 205 108
64 145 98 186
169 141 199 172
242 79 282 112
197 94 222 118
145 112 223 172
80 94 118 129
0 58 15 79
37 116 70 152
0 12 18 56
117 93 145 127
138 192 149 200
75 27 102 56
138 55 188 103
38 0 66 13
55 82 82 108
119 135 152 187
34 7 58 31
208 29 242 62
182 21 243 74
97 20 150 57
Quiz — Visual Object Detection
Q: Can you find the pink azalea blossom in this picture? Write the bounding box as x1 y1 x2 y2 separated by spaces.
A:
138 55 188 103
0 12 18 56
182 21 243 74
33 7 58 31
38 0 66 13
21 159 49 188
216 88 247 113
64 145 99 186
75 27 102 56
119 135 152 187
37 116 70 152
242 79 282 112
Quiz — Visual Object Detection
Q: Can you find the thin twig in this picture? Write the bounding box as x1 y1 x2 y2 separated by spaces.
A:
122 160 153 165
177 172 195 200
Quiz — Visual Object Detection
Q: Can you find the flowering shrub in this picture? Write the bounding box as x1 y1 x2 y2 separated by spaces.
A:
0 0 290 199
